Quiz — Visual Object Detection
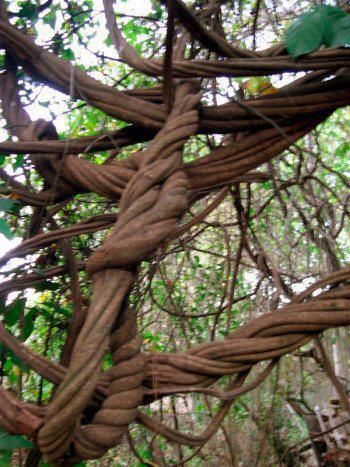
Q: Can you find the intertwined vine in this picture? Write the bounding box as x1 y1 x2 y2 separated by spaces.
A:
0 0 349 464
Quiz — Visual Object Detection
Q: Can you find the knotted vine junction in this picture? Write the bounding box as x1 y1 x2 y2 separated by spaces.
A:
0 0 349 464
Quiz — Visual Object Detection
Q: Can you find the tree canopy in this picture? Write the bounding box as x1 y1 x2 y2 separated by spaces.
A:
0 0 349 465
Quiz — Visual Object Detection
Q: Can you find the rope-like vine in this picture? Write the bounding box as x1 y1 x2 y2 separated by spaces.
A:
0 0 348 463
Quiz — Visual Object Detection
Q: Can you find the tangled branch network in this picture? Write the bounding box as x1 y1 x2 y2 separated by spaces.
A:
0 0 349 463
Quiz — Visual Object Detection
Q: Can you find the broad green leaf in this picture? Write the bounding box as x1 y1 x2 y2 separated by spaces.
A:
0 436 32 449
0 219 13 239
5 298 25 327
319 4 346 21
328 16 350 47
286 5 350 57
0 428 32 450
0 198 16 212
285 10 326 58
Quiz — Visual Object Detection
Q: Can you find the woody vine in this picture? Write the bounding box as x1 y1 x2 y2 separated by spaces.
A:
0 0 349 464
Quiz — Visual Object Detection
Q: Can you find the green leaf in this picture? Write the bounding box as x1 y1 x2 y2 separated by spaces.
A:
154 5 163 20
21 308 36 341
0 198 17 212
43 9 57 29
327 16 350 47
0 428 32 450
56 305 70 317
0 219 13 239
322 5 347 46
5 298 25 327
335 142 350 157
104 36 112 47
7 349 29 372
285 10 326 58
285 5 350 57
319 4 346 21
0 450 12 467
62 48 75 61
13 154 24 170
17 2 36 20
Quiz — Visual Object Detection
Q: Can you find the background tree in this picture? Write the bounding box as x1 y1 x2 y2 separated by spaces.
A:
0 0 349 465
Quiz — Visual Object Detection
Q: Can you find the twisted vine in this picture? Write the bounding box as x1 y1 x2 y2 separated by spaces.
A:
36 81 201 461
0 0 348 464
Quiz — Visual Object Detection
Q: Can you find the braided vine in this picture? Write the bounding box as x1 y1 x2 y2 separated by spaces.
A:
0 0 348 464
